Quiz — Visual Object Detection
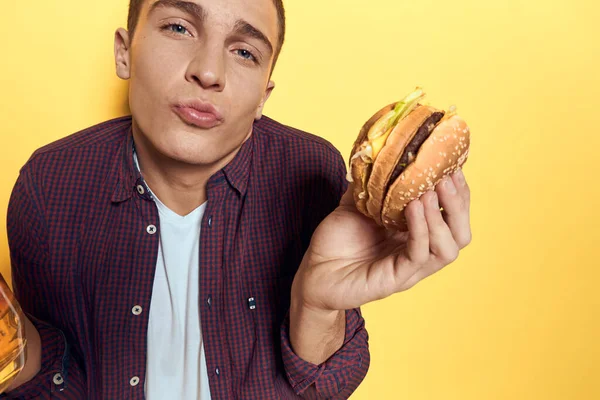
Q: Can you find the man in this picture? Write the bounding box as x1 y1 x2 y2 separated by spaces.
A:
3 0 472 399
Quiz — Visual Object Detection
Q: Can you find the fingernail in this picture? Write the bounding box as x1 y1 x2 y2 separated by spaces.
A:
410 199 421 216
455 169 466 186
444 177 457 194
413 200 424 217
430 192 439 208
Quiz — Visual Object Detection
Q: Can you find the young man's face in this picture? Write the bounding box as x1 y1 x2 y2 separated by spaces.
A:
115 0 278 166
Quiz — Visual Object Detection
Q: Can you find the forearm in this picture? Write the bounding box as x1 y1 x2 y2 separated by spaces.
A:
4 169 87 398
1 314 87 399
7 316 42 391
289 297 346 365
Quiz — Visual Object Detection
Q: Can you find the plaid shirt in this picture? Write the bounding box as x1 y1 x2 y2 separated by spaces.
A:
4 115 370 399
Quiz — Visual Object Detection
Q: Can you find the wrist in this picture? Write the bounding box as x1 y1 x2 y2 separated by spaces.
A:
289 292 345 365
290 294 339 325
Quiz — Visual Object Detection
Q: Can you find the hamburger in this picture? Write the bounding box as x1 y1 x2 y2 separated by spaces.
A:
348 87 470 231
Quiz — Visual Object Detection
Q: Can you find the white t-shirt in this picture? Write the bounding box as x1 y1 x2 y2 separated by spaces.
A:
142 182 212 399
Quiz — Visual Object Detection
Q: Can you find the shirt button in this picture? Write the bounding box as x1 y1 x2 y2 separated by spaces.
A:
215 367 220 376
146 225 157 235
132 305 143 315
53 373 64 385
248 297 256 310
207 297 212 308
208 216 213 227
130 376 140 387
136 185 145 195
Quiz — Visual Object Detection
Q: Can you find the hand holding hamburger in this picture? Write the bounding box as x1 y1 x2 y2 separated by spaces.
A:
290 87 473 355
348 87 471 231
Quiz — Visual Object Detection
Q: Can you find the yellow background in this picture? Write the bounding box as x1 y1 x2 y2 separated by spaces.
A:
1 0 599 399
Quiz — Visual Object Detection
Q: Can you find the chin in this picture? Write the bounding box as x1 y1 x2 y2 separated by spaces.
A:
156 129 240 167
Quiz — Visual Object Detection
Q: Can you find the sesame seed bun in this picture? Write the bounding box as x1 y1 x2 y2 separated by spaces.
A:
365 105 440 225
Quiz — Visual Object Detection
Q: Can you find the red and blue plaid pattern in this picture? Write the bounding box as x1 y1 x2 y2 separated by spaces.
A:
4 115 370 399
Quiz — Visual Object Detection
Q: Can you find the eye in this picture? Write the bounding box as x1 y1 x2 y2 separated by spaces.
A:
236 49 257 62
163 23 190 36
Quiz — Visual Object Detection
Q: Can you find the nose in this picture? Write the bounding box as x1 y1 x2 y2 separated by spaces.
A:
185 42 225 91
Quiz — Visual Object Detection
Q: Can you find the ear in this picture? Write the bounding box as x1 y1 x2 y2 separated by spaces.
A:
255 80 276 120
114 28 132 80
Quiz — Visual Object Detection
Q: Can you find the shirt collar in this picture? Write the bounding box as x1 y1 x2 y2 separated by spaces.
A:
111 122 140 203
111 117 255 203
219 128 254 196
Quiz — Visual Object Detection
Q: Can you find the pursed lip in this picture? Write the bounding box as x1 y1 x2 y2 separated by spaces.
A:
172 100 224 129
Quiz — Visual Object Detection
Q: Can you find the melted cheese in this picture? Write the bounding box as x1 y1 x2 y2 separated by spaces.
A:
366 111 395 160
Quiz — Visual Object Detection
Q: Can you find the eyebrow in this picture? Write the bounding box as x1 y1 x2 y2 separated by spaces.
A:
232 20 274 57
149 0 207 21
149 0 274 57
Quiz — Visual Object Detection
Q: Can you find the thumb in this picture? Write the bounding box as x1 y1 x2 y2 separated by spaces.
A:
339 180 357 208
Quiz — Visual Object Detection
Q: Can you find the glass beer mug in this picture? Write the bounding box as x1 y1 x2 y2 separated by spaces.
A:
0 274 26 393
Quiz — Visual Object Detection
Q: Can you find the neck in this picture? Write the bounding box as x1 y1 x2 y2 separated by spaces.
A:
131 126 242 216
136 150 209 216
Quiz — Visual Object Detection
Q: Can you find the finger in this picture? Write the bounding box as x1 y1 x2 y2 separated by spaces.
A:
436 175 472 248
452 169 470 210
422 191 460 265
405 199 429 265
401 258 446 290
